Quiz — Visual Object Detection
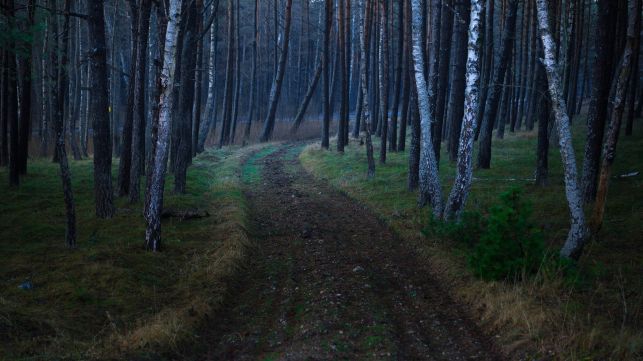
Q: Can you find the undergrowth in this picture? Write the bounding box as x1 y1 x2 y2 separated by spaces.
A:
0 143 272 360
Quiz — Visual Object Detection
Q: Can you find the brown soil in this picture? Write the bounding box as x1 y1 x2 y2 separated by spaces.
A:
193 143 503 361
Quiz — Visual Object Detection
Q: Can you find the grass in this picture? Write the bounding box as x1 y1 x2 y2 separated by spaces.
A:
300 121 643 360
0 143 271 360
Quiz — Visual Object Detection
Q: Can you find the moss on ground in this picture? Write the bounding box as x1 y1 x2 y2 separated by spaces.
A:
300 123 643 360
0 144 271 360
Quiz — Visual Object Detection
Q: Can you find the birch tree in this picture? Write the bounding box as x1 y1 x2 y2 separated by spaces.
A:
411 0 443 217
535 0 588 260
444 0 483 220
145 0 182 251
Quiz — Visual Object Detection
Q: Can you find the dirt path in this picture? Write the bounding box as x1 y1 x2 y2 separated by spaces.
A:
196 143 502 361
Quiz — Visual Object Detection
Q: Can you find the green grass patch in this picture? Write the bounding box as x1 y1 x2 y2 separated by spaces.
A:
0 144 270 359
300 123 643 360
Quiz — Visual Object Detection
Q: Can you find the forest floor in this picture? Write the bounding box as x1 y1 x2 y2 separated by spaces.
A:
183 143 503 361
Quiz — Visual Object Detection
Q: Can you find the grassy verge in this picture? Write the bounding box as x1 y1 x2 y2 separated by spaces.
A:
300 125 642 360
0 143 271 360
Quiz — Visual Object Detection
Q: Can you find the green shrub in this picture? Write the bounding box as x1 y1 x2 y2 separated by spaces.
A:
468 187 545 281
422 211 486 248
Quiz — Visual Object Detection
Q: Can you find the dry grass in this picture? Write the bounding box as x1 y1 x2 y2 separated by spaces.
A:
300 124 643 360
0 143 273 360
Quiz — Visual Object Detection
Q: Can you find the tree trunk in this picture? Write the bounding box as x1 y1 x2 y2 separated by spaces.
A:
229 0 241 144
192 0 205 154
259 0 293 142
174 0 199 193
359 0 376 177
17 0 34 176
244 0 257 139
398 0 412 152
446 0 471 162
625 0 641 136
117 0 140 197
130 0 152 202
6 0 19 186
321 0 332 149
291 61 323 134
145 0 182 252
591 0 640 233
580 0 618 202
87 0 115 218
535 0 588 260
0 48 8 167
389 0 404 152
444 0 483 220
378 0 389 163
407 84 420 190
433 0 453 160
337 0 348 152
55 0 77 248
477 0 518 169
198 0 220 151
218 0 235 147
411 0 443 217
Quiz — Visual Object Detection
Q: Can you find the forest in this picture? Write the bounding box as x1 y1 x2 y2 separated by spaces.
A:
0 0 642 359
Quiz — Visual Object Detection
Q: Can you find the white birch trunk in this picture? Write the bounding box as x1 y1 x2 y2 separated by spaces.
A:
535 0 588 260
144 0 182 251
410 0 443 217
444 0 483 220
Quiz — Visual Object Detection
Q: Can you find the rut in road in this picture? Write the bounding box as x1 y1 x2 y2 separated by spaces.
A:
197 143 502 360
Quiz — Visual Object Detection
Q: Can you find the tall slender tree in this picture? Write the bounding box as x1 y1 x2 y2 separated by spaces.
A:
87 0 115 218
477 0 518 169
145 0 183 251
411 0 442 216
259 0 294 142
535 0 588 260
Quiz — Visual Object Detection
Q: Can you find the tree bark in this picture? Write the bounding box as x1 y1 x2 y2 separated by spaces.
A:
446 0 471 162
174 0 199 193
444 0 482 220
117 0 140 197
477 0 518 169
145 0 182 252
591 0 640 233
198 0 220 151
290 61 323 134
535 56 550 187
17 0 35 176
55 0 77 248
259 0 293 142
411 0 443 217
337 0 348 152
87 0 115 218
244 0 257 139
321 0 332 149
407 84 420 190
378 0 389 163
358 0 376 177
433 0 453 160
129 0 152 202
535 0 588 260
580 0 618 202
6 0 19 186
218 0 235 147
